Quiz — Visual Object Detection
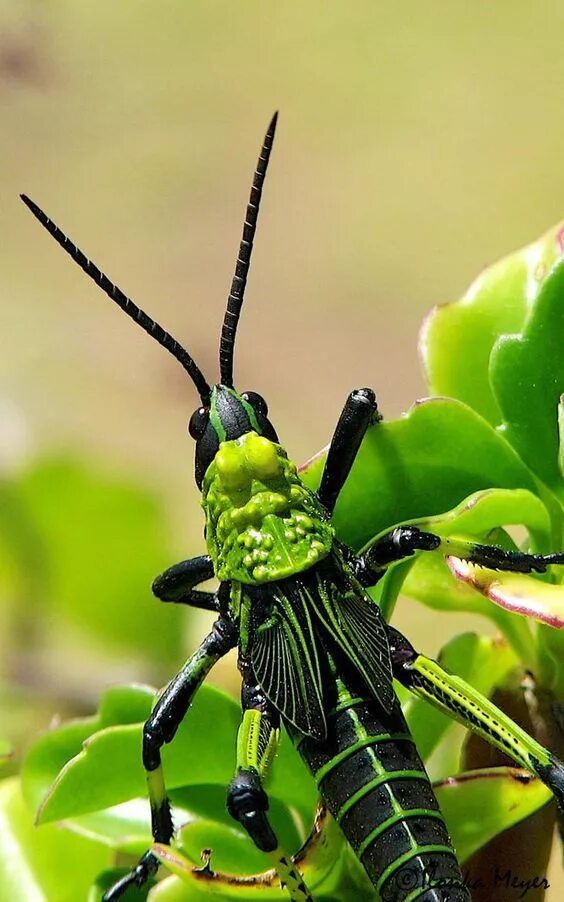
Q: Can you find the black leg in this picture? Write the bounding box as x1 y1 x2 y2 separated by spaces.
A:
445 540 564 574
317 388 380 515
102 616 238 901
354 524 564 587
152 554 219 612
350 525 440 586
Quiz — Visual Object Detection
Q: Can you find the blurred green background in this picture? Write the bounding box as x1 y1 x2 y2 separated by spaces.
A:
1 0 564 895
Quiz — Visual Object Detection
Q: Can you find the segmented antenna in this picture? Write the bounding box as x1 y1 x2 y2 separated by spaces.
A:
219 111 278 387
20 194 212 404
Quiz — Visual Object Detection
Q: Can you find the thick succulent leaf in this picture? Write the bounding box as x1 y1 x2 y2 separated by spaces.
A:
24 683 316 831
401 488 552 659
261 736 318 823
434 767 552 864
369 556 415 622
150 811 360 901
0 777 110 902
175 786 304 858
448 558 564 628
149 878 222 902
31 685 239 823
559 396 564 479
403 633 518 768
420 221 564 426
61 798 153 855
150 765 551 902
64 789 302 863
96 684 158 724
170 782 307 856
14 457 185 662
415 486 552 548
178 818 290 876
22 683 155 814
300 398 552 552
490 258 564 495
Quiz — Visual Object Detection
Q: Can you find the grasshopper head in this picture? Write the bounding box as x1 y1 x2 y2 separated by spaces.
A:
189 385 279 488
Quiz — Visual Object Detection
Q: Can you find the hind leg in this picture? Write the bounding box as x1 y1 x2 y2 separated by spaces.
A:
387 625 564 807
227 667 313 902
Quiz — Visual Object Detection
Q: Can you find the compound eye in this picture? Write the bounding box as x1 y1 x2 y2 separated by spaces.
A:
242 391 268 417
188 406 209 440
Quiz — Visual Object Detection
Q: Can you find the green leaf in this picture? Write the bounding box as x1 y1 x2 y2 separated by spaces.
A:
22 684 155 815
27 683 316 832
63 789 305 865
149 767 552 901
255 733 317 826
301 399 548 552
0 777 110 902
490 259 564 495
435 767 552 864
401 488 551 660
97 684 157 725
150 811 360 901
177 786 303 857
448 557 564 628
33 685 239 823
15 457 185 662
177 818 285 875
62 798 152 856
421 221 564 426
417 486 552 548
149 878 220 902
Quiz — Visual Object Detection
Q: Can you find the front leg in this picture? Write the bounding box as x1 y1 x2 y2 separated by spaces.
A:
152 554 219 612
227 665 313 902
317 387 380 515
355 524 564 587
102 616 238 901
387 625 564 808
440 536 564 573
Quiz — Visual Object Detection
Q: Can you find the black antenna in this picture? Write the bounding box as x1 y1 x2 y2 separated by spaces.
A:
20 194 212 405
219 111 278 387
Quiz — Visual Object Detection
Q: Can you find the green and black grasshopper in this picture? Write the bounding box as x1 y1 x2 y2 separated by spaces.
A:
22 114 564 902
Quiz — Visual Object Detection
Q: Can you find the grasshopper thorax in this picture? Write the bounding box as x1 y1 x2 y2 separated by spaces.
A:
202 427 334 585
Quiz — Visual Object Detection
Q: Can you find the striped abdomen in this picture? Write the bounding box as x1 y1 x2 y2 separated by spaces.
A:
291 678 470 901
